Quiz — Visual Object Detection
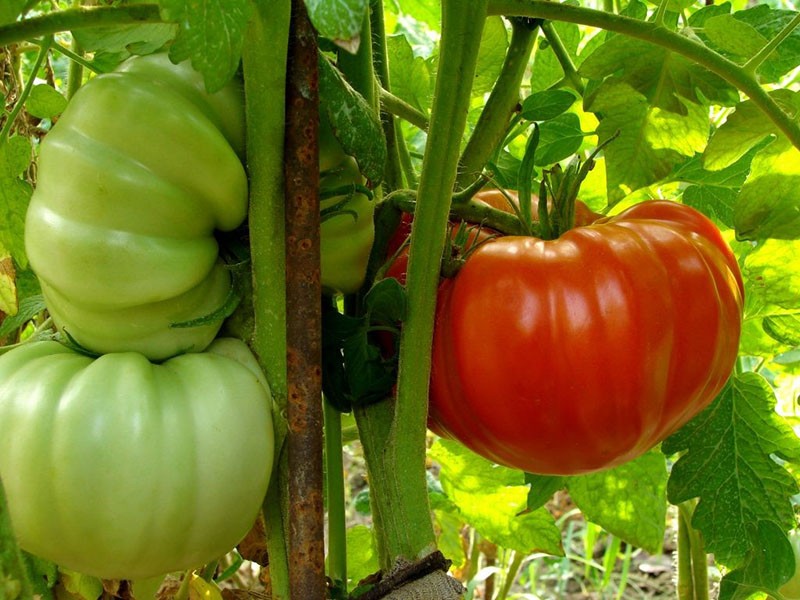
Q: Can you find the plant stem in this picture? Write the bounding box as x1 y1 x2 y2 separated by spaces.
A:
0 4 162 47
370 0 406 192
496 550 524 600
324 396 348 594
456 17 537 189
742 12 800 75
66 0 83 99
284 1 326 597
0 35 50 140
540 21 584 95
357 0 491 572
653 0 670 28
242 0 291 598
486 0 800 152
677 500 710 600
379 86 429 131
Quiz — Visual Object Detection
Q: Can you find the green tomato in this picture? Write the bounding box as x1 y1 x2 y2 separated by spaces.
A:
0 338 273 580
319 122 375 295
25 53 248 360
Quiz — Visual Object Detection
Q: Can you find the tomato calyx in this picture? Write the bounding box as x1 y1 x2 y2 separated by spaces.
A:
528 128 619 240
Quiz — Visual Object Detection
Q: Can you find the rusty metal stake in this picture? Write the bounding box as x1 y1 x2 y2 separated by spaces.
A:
284 1 325 598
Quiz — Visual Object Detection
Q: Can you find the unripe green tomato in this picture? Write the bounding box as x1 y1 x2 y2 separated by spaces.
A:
0 338 273 580
319 119 375 295
25 53 248 360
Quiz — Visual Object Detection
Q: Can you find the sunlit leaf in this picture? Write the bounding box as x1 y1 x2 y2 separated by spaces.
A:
703 14 768 60
430 439 563 556
664 374 800 569
160 0 251 93
567 450 668 555
588 81 708 204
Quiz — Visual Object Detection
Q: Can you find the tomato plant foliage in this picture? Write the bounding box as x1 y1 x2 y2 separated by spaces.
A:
0 0 800 599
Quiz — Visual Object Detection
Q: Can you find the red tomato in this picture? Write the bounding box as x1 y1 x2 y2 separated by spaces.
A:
429 200 744 475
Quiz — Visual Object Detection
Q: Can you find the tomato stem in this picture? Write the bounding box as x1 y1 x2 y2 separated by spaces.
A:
324 396 348 595
457 17 538 189
0 4 162 47
242 0 292 598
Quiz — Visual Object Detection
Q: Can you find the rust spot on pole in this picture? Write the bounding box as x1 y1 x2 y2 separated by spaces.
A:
284 0 325 598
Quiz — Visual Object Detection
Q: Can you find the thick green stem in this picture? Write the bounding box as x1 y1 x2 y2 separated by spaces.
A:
66 0 84 99
487 0 800 151
742 12 800 75
496 551 523 600
380 0 490 566
0 4 162 47
456 18 537 189
324 397 348 594
677 501 710 600
242 1 291 599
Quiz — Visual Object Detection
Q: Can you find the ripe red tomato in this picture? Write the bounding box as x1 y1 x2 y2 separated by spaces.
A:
429 200 744 475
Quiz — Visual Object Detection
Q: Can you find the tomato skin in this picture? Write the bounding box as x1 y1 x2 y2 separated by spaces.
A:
429 200 744 475
319 120 375 295
25 53 247 360
0 338 273 580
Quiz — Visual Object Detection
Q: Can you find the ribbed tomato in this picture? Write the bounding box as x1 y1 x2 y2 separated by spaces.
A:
429 200 744 475
25 53 247 360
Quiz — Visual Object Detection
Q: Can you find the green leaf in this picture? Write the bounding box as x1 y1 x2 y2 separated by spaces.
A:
524 473 565 511
682 185 737 229
472 16 508 98
386 34 433 114
535 112 584 166
520 90 577 122
589 81 708 204
580 35 739 114
306 0 367 51
743 239 800 313
364 277 407 325
0 249 15 317
663 373 800 569
703 14 768 60
59 568 104 600
72 22 177 63
24 85 67 120
344 525 379 588
159 0 251 93
703 90 800 171
0 294 46 339
319 56 387 184
718 521 797 600
763 314 800 346
734 139 800 241
0 137 32 269
567 450 668 555
0 0 26 26
734 5 800 84
430 439 563 556
388 0 441 30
